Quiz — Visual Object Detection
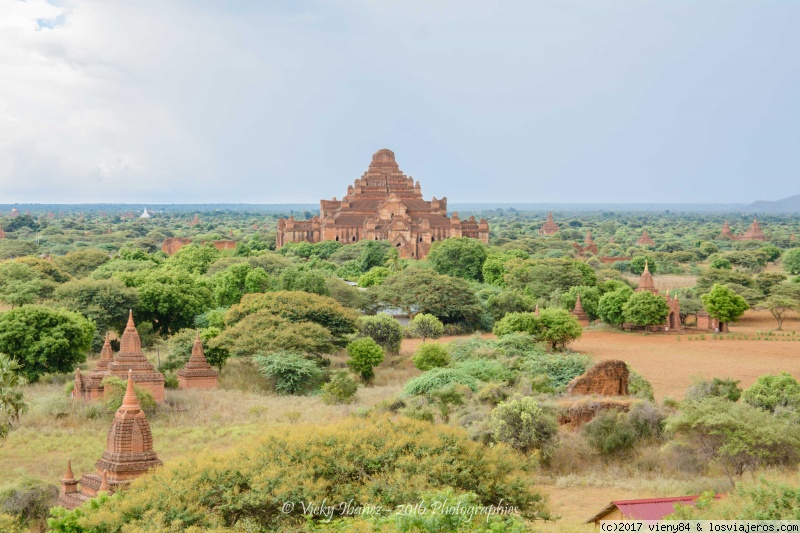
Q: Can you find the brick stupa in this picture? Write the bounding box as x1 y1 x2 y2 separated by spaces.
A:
719 221 734 240
59 370 162 509
739 217 766 241
0 227 4 239
637 230 655 246
539 212 560 236
177 333 218 389
189 214 200 226
636 261 658 294
571 292 591 327
107 311 165 403
75 333 115 402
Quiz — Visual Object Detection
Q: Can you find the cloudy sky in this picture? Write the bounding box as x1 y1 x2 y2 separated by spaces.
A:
1 0 798 204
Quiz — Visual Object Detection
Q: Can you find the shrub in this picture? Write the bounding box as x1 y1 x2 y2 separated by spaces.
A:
358 313 403 354
521 352 590 389
742 372 800 413
46 417 548 530
493 309 582 351
685 378 742 402
452 360 514 383
101 376 156 414
320 371 359 405
627 401 667 440
495 332 542 356
412 344 451 371
449 335 503 362
583 411 638 455
493 312 541 337
0 477 58 525
252 352 323 395
622 290 669 326
404 368 479 396
407 313 444 342
490 397 558 454
628 368 655 401
346 338 385 383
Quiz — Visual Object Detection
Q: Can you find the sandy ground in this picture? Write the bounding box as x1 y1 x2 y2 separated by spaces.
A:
573 310 800 400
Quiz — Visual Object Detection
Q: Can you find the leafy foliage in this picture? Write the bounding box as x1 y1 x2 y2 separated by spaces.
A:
412 343 451 371
491 397 558 454
701 283 749 323
358 313 403 354
741 372 800 414
404 368 480 395
252 352 323 395
320 370 359 404
101 376 157 414
622 290 669 326
427 237 489 282
346 338 385 383
407 313 444 342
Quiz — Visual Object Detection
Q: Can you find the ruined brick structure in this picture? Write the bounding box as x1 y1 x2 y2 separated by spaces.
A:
539 211 559 236
567 360 629 396
720 218 767 241
107 311 165 403
177 333 218 389
571 292 591 327
212 240 236 251
573 230 598 256
161 237 192 255
696 311 723 332
59 371 162 509
276 149 489 259
637 229 655 246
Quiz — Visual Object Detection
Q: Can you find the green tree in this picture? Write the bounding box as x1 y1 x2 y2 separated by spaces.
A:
54 248 109 278
320 370 359 404
412 343 451 371
377 269 482 327
537 308 583 351
486 290 536 321
359 313 403 354
783 248 800 276
755 272 787 295
357 240 390 273
598 286 633 327
54 278 139 349
482 253 511 286
761 294 799 330
252 352 323 395
357 266 391 288
163 327 230 372
408 313 445 342
622 290 669 326
346 338 385 384
166 243 221 275
490 397 558 454
211 314 336 356
130 269 214 336
0 306 94 382
742 372 800 414
710 257 732 270
0 262 42 308
427 237 488 281
666 397 800 485
493 312 542 337
630 256 657 275
701 283 749 326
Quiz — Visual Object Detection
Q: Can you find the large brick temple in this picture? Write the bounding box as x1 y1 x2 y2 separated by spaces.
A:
276 149 489 259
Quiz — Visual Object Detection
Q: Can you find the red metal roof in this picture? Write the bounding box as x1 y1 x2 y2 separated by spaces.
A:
586 495 722 523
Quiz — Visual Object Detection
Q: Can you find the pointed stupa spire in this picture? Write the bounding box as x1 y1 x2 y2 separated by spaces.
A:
534 304 540 317
574 292 585 313
571 291 590 326
99 332 113 363
98 470 110 493
62 459 75 482
178 331 218 389
636 261 657 293
121 369 140 412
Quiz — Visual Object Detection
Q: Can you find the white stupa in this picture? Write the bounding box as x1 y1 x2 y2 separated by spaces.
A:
140 208 151 219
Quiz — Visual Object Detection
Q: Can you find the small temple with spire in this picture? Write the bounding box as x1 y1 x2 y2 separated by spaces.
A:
59 370 162 509
573 230 598 256
177 333 219 389
571 292 591 327
74 311 165 403
636 229 655 246
539 212 560 236
623 262 682 332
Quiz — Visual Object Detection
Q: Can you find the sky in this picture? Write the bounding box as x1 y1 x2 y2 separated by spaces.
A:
1 0 799 205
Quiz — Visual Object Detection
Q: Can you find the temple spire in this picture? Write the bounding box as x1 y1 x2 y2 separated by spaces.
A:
121 369 140 411
62 459 75 482
98 470 110 493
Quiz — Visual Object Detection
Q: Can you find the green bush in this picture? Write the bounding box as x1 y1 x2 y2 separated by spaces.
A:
252 352 323 395
685 377 742 402
407 313 445 342
490 397 558 454
404 368 479 396
412 343 451 371
101 376 156 414
742 372 800 413
346 338 385 383
583 410 638 455
0 477 57 525
628 367 655 401
46 417 548 531
359 313 403 354
495 332 542 356
452 359 514 383
521 352 590 389
320 371 359 405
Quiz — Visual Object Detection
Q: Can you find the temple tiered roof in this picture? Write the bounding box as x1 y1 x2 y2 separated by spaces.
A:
107 311 165 402
636 262 658 294
739 217 766 241
571 292 590 327
539 212 559 236
719 221 734 240
637 230 655 246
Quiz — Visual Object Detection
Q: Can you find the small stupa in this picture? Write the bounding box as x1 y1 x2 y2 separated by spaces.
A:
107 311 165 402
539 212 560 236
571 292 590 327
739 217 766 241
637 230 655 246
75 333 115 402
189 214 200 226
139 208 151 219
177 333 219 389
791 233 797 242
635 261 658 294
719 221 734 240
58 370 163 509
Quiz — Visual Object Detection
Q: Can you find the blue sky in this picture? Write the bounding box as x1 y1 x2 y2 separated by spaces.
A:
1 0 798 204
